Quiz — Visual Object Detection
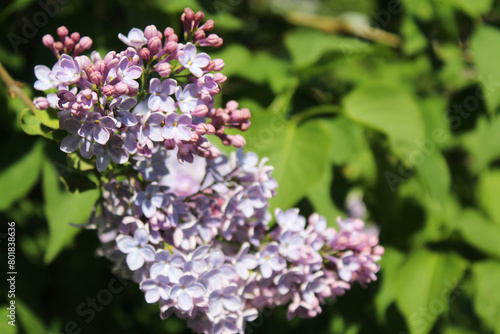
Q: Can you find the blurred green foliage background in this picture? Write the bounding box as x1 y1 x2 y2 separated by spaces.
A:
2 0 500 333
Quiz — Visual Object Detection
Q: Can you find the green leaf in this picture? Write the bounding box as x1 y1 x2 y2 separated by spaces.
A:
42 160 100 263
0 140 44 211
455 209 500 259
285 28 370 68
472 260 500 333
20 109 60 139
307 169 344 224
343 83 426 167
438 0 492 18
17 299 47 334
477 169 500 226
329 116 377 183
400 0 433 21
470 25 500 114
374 247 405 323
461 116 500 173
401 15 427 55
416 151 450 213
244 102 332 210
395 249 467 334
211 44 252 77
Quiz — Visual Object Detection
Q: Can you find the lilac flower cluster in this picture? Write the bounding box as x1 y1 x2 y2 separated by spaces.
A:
93 148 384 333
32 8 384 334
33 8 250 172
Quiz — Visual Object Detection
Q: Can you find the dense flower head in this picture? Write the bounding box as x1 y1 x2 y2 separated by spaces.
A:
33 10 248 171
33 8 383 334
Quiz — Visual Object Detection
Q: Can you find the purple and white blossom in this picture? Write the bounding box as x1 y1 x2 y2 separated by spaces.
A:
179 43 210 77
116 228 155 270
118 28 148 48
148 78 176 112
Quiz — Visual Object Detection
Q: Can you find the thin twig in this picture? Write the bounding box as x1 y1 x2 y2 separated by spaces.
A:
284 12 402 48
0 60 37 113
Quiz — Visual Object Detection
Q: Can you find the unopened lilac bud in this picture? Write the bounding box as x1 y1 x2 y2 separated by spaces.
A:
145 25 158 39
204 61 215 72
231 134 246 148
64 36 75 50
168 34 178 43
164 139 176 150
207 146 220 159
165 41 178 54
128 87 138 96
33 97 49 109
195 123 208 135
184 8 195 21
114 82 128 95
54 41 64 52
79 37 93 50
90 71 102 84
148 37 162 53
70 32 80 42
78 55 91 69
190 132 199 143
200 19 214 31
194 30 205 41
192 104 208 117
140 48 151 61
239 120 251 131
206 124 216 135
57 26 68 40
102 85 115 96
212 59 225 71
213 73 227 83
164 27 174 38
42 34 54 47
103 51 116 64
156 63 171 77
216 126 226 135
373 245 385 256
226 100 239 111
95 60 106 73
195 11 204 22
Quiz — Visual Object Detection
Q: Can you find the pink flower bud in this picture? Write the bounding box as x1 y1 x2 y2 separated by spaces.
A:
192 104 208 117
94 60 106 73
200 19 214 31
64 36 75 50
90 71 102 84
190 132 199 143
164 139 176 150
103 51 116 64
140 48 151 62
54 41 64 52
114 82 129 95
239 120 251 131
102 85 115 96
57 26 68 40
195 11 204 22
156 63 171 77
213 73 227 83
184 8 195 21
165 41 178 53
79 37 93 50
145 25 158 39
168 34 178 43
33 97 49 109
70 32 80 42
42 34 54 47
231 134 246 148
148 37 162 53
195 123 208 135
226 100 239 111
212 59 225 71
206 124 216 135
194 30 205 41
164 27 174 38
207 146 220 159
